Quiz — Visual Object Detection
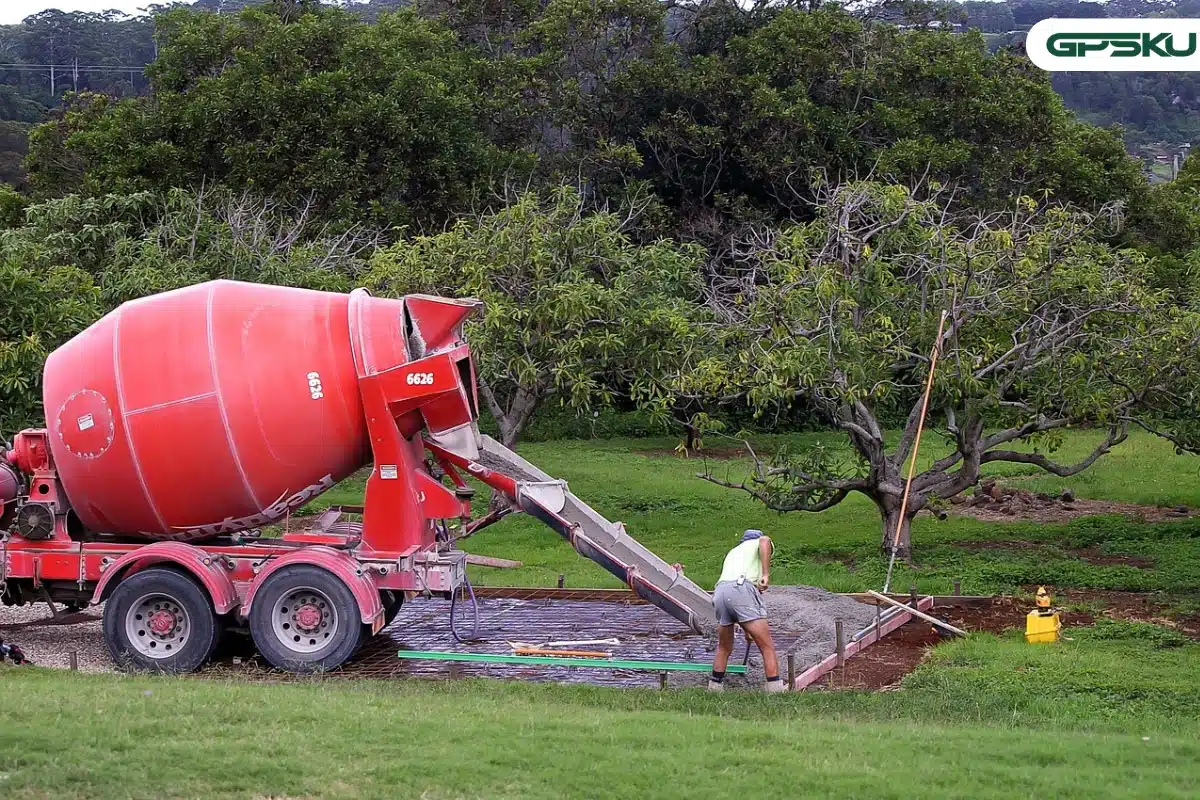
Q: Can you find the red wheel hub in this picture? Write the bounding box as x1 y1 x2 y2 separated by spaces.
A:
149 609 175 635
296 603 322 632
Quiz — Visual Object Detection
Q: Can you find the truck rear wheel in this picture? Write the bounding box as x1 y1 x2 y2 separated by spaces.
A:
103 567 220 673
249 565 363 673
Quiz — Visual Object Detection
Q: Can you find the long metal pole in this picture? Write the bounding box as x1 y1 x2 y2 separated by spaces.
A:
867 591 967 637
882 311 948 594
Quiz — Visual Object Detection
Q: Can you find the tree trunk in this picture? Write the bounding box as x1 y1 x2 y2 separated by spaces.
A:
498 420 520 450
879 505 914 563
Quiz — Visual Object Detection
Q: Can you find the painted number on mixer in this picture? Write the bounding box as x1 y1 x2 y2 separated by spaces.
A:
307 371 324 400
406 372 435 386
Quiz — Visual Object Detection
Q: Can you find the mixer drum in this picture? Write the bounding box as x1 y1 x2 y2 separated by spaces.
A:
42 280 410 542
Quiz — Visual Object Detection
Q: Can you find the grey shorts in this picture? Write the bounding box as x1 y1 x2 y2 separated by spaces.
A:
713 580 767 626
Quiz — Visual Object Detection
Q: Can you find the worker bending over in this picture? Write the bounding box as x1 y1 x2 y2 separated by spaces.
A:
709 529 784 692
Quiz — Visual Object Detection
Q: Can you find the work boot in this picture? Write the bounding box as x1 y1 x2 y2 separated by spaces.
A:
765 678 787 693
707 679 724 692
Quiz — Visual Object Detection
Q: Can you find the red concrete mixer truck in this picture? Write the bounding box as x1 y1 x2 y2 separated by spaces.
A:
0 280 715 673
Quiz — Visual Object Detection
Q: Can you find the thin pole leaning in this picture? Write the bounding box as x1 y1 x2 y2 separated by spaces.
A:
882 311 948 594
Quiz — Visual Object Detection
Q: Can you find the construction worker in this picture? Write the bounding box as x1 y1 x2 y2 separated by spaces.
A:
708 529 784 692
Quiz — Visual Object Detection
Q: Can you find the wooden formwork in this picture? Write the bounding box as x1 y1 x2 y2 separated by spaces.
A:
791 595 936 691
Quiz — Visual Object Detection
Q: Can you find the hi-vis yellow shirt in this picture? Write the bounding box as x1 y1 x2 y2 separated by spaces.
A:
718 538 763 584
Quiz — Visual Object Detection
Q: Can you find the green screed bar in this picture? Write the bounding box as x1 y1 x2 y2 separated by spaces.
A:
397 650 747 673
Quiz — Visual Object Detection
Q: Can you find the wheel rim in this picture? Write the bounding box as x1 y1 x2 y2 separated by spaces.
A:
124 592 190 659
270 586 339 654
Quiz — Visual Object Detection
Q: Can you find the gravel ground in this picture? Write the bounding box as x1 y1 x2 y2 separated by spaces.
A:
672 585 880 689
1 585 881 686
0 602 114 673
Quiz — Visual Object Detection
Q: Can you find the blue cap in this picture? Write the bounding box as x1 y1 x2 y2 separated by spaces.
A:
741 529 763 542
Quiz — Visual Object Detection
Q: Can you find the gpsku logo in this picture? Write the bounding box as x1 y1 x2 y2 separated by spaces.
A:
1028 19 1200 71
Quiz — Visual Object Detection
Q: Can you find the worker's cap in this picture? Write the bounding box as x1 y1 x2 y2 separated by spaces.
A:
741 529 764 542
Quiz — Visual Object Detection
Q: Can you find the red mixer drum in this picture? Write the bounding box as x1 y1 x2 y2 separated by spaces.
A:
42 280 410 542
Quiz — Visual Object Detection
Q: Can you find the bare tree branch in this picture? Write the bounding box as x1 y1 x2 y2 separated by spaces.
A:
981 424 1128 477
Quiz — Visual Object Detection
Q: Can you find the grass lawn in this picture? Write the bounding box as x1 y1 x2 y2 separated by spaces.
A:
3 429 1198 798
1 622 1197 799
315 429 1200 603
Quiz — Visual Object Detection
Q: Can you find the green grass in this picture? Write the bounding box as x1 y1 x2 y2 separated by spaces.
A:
1 622 1198 798
312 430 1200 602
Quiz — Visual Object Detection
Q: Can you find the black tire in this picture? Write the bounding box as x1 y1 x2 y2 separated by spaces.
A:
248 565 363 673
102 567 221 674
380 589 403 629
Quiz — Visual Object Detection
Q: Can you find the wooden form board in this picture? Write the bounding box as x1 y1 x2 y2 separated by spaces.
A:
791 595 935 691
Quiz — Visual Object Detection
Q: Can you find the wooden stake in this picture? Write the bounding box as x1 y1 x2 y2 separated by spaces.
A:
69 651 78 671
787 652 795 691
835 620 845 686
659 671 668 690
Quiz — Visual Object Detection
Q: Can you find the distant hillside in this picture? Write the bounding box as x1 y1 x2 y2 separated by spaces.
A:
957 0 1200 150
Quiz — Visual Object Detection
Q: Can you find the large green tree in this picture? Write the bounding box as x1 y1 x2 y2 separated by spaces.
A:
0 186 374 432
561 7 1149 251
367 186 706 447
2 188 373 307
0 259 101 433
693 181 1197 557
25 4 514 229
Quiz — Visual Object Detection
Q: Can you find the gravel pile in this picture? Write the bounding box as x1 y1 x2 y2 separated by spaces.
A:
673 585 880 689
0 602 114 673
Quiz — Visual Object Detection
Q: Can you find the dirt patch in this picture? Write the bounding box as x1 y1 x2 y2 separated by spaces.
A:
1034 587 1200 638
1072 547 1155 569
810 589 1200 691
947 479 1196 525
808 620 943 691
808 597 1027 690
805 590 1200 691
955 540 1156 569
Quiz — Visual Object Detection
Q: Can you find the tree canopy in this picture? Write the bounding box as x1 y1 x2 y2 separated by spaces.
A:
367 187 706 446
14 1 1153 243
24 6 510 229
695 182 1196 554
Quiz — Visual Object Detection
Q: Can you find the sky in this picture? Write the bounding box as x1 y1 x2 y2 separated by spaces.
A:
0 2 154 25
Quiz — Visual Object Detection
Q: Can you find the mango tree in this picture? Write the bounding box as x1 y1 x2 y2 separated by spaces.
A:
367 186 706 447
693 181 1196 558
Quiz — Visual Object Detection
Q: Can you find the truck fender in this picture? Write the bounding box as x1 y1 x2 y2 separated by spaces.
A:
91 541 240 615
243 546 383 629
